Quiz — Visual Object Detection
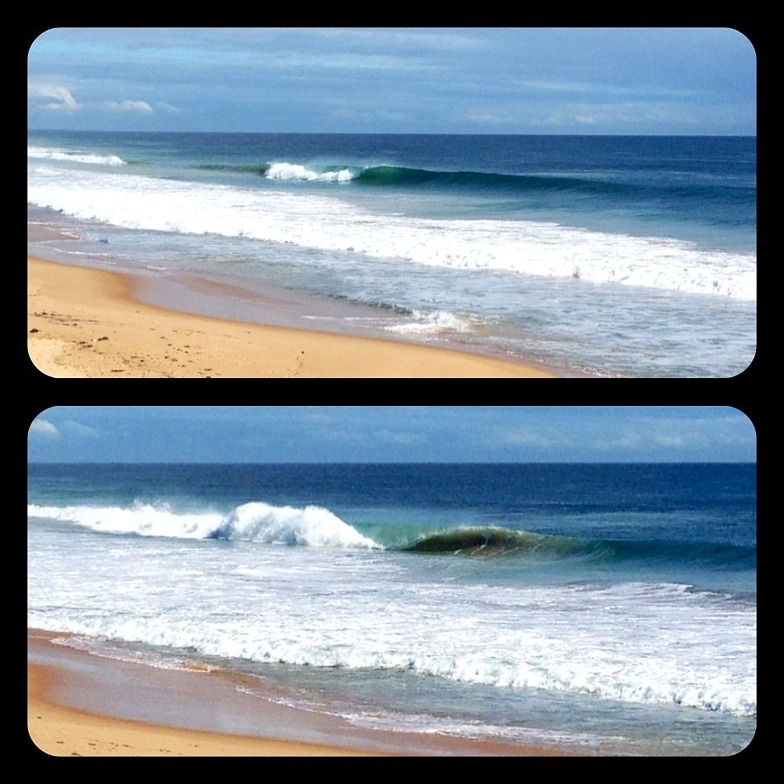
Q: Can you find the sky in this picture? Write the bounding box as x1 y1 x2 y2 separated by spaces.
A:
26 27 757 135
27 406 756 464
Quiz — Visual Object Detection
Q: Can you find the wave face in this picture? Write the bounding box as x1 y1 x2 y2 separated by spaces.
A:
27 503 755 574
195 156 755 218
399 525 755 569
356 162 755 215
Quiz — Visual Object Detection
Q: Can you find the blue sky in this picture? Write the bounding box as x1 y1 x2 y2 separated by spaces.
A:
28 407 756 464
27 28 756 135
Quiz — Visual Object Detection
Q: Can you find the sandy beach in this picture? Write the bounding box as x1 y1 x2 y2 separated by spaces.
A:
27 255 557 379
28 630 567 757
27 641 382 757
28 664 376 757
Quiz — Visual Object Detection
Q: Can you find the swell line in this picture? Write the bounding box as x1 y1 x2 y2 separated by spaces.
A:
193 158 753 207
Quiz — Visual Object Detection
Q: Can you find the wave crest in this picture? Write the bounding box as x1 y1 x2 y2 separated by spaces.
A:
27 145 126 167
29 500 381 549
265 162 355 183
209 502 380 548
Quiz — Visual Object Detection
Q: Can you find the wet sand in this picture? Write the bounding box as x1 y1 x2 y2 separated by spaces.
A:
28 255 558 379
28 630 569 757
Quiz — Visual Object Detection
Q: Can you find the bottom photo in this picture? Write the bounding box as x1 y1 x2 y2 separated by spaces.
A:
27 406 757 757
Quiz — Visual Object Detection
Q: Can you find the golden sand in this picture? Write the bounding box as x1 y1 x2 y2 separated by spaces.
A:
28 256 557 379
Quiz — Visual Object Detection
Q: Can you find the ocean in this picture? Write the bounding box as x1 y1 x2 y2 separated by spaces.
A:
26 131 756 378
27 461 757 756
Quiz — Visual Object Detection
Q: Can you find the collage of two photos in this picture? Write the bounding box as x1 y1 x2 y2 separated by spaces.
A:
26 28 759 758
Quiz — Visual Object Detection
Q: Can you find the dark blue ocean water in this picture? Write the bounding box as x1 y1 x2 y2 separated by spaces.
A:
28 462 757 755
28 132 756 376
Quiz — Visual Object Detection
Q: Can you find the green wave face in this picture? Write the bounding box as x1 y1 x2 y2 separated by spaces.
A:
402 526 580 557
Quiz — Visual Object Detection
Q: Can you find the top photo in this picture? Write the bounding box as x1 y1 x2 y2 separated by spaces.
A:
27 28 757 378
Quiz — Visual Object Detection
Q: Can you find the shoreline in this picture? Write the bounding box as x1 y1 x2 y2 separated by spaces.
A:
27 252 560 379
28 629 569 757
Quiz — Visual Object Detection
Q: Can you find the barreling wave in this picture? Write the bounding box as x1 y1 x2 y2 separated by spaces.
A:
203 156 754 212
28 502 755 568
27 501 380 549
396 526 755 569
354 165 627 195
402 526 581 556
356 165 754 210
192 157 754 212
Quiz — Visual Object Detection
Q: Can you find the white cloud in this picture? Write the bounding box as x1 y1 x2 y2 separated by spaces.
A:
29 83 80 112
30 418 60 438
102 100 153 113
28 82 153 116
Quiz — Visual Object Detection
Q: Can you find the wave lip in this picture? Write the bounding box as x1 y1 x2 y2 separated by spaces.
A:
28 500 382 549
207 502 381 548
265 162 355 183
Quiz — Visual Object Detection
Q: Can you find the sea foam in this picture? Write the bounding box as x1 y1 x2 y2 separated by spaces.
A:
28 500 381 549
27 166 755 300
